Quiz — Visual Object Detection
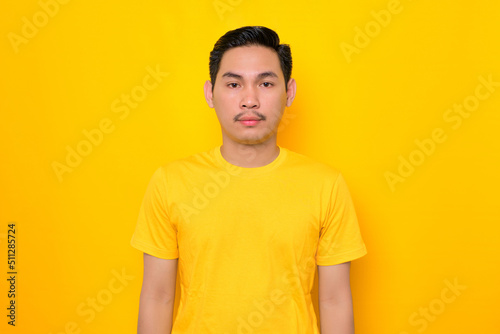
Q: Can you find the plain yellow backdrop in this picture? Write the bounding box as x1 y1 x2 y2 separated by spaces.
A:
1 0 499 333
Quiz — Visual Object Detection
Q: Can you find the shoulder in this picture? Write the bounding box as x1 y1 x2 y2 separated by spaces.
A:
282 147 342 182
157 147 216 174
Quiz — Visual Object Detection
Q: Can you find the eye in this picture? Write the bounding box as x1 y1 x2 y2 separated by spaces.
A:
261 82 273 88
227 83 240 88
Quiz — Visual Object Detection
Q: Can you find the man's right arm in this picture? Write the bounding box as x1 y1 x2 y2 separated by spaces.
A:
138 253 178 334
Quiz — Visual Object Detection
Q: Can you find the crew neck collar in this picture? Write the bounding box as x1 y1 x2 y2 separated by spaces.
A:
212 145 287 177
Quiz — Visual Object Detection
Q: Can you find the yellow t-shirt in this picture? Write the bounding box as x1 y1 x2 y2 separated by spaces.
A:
131 145 367 333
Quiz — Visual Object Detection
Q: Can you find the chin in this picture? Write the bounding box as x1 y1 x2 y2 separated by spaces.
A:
239 134 275 145
225 127 276 145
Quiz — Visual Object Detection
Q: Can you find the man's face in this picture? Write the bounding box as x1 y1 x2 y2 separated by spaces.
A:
204 45 296 146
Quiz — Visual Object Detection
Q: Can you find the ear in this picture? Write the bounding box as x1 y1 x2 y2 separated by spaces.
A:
204 80 214 108
286 78 296 107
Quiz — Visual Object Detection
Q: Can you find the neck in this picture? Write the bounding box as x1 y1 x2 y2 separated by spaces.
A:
220 139 280 168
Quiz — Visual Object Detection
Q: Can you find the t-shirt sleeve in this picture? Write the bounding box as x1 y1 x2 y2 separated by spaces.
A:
316 173 367 266
130 167 179 259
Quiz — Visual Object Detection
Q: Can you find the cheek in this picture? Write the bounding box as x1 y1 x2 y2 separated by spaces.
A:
268 88 287 103
213 99 235 123
214 92 237 107
267 92 288 112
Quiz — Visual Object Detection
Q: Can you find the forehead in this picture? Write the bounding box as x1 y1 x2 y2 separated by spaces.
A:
217 45 282 78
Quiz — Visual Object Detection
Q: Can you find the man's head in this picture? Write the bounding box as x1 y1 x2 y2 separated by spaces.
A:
204 26 296 147
209 26 292 91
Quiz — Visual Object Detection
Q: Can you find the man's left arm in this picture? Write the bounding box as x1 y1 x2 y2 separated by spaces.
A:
317 261 354 334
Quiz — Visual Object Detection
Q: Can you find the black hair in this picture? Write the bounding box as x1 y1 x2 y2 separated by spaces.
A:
209 26 292 91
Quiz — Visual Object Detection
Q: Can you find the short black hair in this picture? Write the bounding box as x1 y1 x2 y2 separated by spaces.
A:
209 26 292 91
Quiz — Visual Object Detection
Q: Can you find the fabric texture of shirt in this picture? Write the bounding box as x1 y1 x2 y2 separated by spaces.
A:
130 145 367 333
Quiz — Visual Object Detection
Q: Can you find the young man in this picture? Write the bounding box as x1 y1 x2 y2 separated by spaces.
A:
131 26 367 334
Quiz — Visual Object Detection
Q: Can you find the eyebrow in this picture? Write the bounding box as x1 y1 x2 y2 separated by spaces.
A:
221 71 279 80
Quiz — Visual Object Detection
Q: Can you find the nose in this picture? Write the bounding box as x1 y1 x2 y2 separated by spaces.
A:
240 86 259 109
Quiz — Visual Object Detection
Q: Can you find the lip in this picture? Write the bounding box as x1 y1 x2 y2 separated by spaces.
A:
238 119 261 126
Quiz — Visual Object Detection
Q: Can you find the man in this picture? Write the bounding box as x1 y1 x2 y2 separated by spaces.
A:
131 26 367 334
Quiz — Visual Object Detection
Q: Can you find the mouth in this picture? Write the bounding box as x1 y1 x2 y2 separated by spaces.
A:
237 118 262 126
234 112 266 127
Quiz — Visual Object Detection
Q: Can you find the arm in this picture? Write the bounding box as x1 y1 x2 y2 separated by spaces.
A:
317 261 354 334
137 253 178 334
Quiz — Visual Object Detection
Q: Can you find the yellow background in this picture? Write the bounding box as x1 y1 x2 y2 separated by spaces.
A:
1 0 499 333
